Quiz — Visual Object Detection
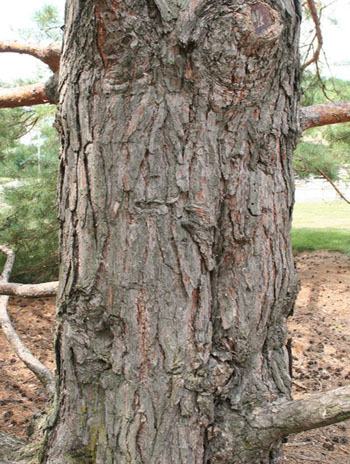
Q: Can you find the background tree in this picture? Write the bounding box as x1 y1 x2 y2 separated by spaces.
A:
0 6 62 283
295 0 350 190
0 104 59 283
295 75 350 184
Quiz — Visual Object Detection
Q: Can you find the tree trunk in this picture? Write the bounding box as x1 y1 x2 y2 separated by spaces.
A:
42 0 301 462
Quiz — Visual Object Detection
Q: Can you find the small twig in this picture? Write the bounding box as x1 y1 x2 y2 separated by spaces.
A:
284 441 316 446
339 445 350 454
316 168 350 205
315 61 332 102
0 245 55 398
292 380 308 391
289 454 322 462
302 32 317 69
301 0 323 72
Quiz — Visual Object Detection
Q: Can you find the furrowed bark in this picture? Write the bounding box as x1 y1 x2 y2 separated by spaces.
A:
0 1 346 463
300 101 350 130
0 41 60 72
0 246 55 398
43 1 301 463
0 281 58 297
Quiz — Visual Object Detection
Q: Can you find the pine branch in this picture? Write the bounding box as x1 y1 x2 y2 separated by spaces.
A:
300 101 350 130
0 40 60 72
252 386 350 437
0 83 50 108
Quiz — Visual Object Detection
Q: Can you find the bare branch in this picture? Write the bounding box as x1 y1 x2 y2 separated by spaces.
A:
300 101 350 130
0 246 15 281
301 0 323 72
0 83 50 108
0 246 55 398
0 41 60 72
254 386 350 436
316 168 350 204
0 281 58 297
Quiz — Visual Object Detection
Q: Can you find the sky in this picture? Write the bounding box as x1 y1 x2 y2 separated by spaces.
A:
0 0 65 83
0 0 350 82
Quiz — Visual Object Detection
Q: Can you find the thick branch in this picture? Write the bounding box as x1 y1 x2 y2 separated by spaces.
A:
0 83 51 108
300 101 350 130
0 246 55 398
0 41 60 72
252 386 350 437
0 281 58 297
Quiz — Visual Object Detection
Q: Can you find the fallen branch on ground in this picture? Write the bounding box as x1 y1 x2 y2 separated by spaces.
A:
0 281 58 297
0 245 55 398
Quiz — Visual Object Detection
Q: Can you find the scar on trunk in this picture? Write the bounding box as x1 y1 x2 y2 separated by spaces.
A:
250 4 274 34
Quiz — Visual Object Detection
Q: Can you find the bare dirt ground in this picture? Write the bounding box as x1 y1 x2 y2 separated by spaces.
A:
284 250 350 463
0 296 56 437
0 250 349 463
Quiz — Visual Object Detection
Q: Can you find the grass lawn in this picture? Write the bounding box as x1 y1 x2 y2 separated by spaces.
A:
292 201 350 229
292 201 350 253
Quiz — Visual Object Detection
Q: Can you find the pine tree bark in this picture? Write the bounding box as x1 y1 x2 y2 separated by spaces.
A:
42 0 301 462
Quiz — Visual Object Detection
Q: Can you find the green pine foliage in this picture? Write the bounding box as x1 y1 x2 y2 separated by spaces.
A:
294 141 339 180
18 4 63 42
0 108 37 162
0 105 59 283
0 5 63 283
296 74 350 180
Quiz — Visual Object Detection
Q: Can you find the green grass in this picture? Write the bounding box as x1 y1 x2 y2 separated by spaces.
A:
291 228 350 253
292 201 350 229
292 201 350 253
